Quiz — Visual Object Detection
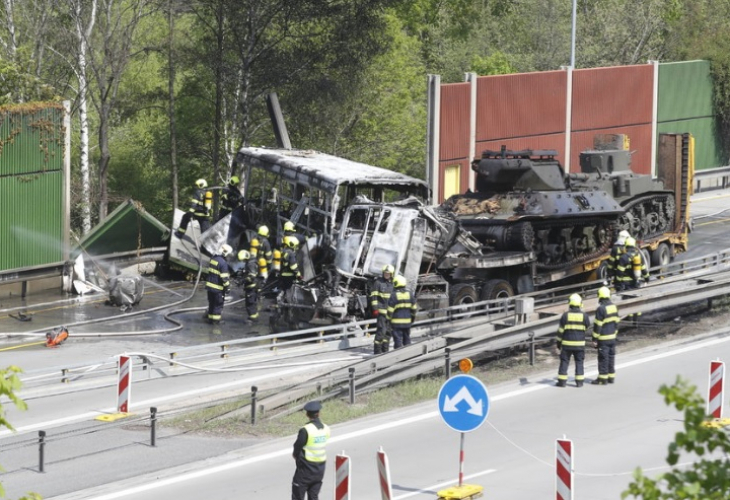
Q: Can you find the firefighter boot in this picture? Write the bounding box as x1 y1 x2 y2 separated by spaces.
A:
576 380 584 388
555 379 567 387
373 343 381 355
591 378 607 385
381 342 390 353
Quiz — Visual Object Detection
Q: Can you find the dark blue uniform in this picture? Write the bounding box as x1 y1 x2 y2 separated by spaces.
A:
205 255 230 324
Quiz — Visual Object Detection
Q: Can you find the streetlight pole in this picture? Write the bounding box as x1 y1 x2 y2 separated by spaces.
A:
570 0 577 68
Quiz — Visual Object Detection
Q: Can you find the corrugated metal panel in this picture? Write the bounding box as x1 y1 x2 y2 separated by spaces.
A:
439 159 469 202
439 83 471 162
475 134 568 164
476 71 566 141
0 171 64 270
658 118 724 171
572 65 653 131
0 103 65 176
658 61 714 122
571 125 653 175
72 200 170 259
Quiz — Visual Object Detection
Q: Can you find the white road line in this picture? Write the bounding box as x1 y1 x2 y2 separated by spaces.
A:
0 365 314 438
52 333 730 499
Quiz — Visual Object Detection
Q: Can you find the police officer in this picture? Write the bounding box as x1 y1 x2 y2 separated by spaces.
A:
280 236 302 292
205 244 232 324
237 249 261 323
387 275 418 349
370 264 394 354
176 178 213 238
616 237 649 290
591 286 620 385
555 293 590 387
607 229 630 282
292 400 330 500
250 225 273 272
217 176 243 221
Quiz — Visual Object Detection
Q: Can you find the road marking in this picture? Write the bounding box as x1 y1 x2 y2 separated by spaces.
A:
392 469 496 499
0 365 314 438
47 332 730 499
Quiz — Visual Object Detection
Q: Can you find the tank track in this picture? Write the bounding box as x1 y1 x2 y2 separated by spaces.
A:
532 217 615 271
616 193 675 242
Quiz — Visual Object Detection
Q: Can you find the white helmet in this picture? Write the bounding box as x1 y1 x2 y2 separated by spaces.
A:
616 230 630 246
220 244 233 257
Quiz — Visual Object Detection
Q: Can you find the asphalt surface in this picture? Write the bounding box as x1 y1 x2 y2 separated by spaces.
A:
2 188 730 499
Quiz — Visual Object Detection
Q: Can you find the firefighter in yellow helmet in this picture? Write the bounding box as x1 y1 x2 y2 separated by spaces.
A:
591 286 620 385
250 225 273 273
280 236 302 291
607 229 630 282
555 293 590 387
205 244 232 324
616 237 649 291
217 175 243 221
237 249 261 324
175 178 213 238
386 275 418 349
370 264 394 354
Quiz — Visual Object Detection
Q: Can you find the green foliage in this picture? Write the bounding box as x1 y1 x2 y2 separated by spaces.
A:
470 52 517 76
0 366 40 500
0 60 58 105
622 377 730 499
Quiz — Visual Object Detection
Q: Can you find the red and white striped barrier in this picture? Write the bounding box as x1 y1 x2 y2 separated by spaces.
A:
335 451 351 500
377 446 393 500
117 355 132 413
556 437 574 500
708 360 725 419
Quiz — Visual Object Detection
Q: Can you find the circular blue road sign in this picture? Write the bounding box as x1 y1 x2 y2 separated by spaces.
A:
438 374 490 432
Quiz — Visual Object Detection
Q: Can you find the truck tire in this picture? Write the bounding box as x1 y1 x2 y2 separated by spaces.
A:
449 283 479 306
480 279 514 301
651 243 671 267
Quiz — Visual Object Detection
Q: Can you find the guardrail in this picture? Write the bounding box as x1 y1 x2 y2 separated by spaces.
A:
694 166 730 192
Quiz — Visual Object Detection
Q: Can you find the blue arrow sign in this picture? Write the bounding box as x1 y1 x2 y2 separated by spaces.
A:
438 374 490 432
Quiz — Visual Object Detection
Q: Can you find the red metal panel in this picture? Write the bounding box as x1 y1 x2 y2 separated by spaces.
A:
570 124 653 175
440 83 471 161
438 159 470 203
572 65 653 131
476 71 567 141
475 134 568 164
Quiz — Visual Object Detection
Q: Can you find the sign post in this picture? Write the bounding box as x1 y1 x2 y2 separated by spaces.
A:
436 373 489 499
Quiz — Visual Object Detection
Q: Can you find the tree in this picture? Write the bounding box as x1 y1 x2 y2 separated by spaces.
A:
623 376 730 499
0 365 39 500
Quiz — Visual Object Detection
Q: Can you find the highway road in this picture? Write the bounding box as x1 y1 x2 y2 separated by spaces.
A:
37 327 730 500
2 191 730 499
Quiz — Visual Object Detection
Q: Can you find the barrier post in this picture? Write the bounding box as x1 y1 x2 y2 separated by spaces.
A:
556 436 574 500
334 451 351 500
377 446 393 500
118 355 132 413
251 386 258 425
38 430 46 473
708 360 725 419
150 407 157 447
348 368 356 404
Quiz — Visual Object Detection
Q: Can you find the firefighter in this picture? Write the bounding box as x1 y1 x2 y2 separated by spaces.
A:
607 229 630 282
217 176 243 221
205 244 232 324
387 275 418 349
283 220 306 246
280 236 302 292
250 225 273 272
370 265 395 354
237 249 261 323
555 293 590 387
45 326 69 347
175 178 213 238
291 400 330 500
591 286 620 385
616 237 649 291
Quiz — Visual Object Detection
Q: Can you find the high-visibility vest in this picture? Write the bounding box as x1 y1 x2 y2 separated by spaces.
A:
302 422 330 463
387 289 417 325
370 277 394 314
205 255 230 291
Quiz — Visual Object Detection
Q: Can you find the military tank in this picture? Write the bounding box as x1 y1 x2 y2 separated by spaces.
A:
442 143 673 271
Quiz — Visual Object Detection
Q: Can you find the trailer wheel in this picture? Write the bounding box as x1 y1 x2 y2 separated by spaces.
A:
449 283 479 306
480 279 514 301
651 243 671 267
